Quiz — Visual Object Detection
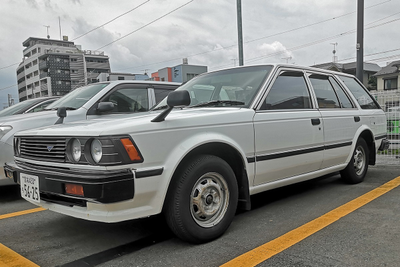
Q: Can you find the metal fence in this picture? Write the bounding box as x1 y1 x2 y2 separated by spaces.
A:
371 91 400 163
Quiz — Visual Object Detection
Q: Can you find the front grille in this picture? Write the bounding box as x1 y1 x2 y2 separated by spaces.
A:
20 137 66 162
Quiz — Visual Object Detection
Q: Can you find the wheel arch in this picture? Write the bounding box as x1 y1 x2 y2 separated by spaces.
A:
359 129 376 165
163 142 251 212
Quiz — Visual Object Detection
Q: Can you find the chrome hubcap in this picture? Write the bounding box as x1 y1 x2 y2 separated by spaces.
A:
353 145 366 176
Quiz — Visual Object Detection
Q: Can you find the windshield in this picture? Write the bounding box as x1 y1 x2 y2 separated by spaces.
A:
45 83 109 110
153 65 273 109
0 98 41 117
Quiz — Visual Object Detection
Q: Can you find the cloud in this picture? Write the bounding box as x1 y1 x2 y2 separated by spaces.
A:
1 0 400 107
257 41 293 61
25 0 39 9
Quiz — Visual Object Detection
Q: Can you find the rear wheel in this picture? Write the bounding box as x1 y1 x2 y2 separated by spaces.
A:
340 138 369 184
164 155 238 244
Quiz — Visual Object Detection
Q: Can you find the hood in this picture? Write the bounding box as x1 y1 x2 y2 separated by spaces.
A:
16 108 255 137
0 110 57 126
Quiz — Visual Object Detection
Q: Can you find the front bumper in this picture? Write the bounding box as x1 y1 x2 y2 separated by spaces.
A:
5 161 134 206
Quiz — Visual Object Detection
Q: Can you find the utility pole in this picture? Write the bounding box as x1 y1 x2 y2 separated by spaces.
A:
59 17 62 40
237 0 244 66
356 0 364 82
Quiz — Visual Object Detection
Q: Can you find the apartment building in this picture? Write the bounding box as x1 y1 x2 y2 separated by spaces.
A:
16 37 111 101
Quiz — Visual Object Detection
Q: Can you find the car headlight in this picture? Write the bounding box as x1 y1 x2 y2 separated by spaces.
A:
90 139 103 163
0 126 12 139
67 138 82 162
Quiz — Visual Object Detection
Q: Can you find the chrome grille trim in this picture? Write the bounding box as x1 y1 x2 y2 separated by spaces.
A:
20 137 66 163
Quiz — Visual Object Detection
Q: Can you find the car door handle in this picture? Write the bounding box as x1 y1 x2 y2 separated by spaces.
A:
354 116 360 122
311 118 321 125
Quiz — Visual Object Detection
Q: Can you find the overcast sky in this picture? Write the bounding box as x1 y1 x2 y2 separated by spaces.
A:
1 0 399 108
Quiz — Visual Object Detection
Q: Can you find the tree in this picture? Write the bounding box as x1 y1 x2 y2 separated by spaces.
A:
368 76 377 90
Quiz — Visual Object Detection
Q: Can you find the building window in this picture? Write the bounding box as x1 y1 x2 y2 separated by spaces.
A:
187 73 197 81
384 77 398 90
118 76 125 80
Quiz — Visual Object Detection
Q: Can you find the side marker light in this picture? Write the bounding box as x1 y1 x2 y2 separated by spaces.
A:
120 138 142 161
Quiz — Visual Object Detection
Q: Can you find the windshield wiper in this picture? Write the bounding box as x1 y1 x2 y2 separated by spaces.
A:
151 105 169 111
190 100 245 108
44 106 77 111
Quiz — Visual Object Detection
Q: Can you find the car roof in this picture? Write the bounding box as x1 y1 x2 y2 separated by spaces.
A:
95 80 181 86
203 64 356 78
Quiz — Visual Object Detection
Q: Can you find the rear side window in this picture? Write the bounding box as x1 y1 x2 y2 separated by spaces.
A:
328 77 354 108
339 76 379 109
101 87 149 113
308 74 340 108
155 89 173 103
154 85 179 103
261 71 311 110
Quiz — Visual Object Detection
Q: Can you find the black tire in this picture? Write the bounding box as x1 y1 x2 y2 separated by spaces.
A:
164 155 238 244
340 138 369 184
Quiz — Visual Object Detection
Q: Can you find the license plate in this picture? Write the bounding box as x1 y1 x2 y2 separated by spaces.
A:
20 173 40 203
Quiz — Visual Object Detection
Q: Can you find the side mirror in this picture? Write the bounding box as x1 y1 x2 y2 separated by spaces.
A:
97 102 115 112
167 90 191 107
152 90 190 122
55 107 67 124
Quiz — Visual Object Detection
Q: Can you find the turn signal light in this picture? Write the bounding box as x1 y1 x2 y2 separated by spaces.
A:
65 183 84 196
120 138 142 161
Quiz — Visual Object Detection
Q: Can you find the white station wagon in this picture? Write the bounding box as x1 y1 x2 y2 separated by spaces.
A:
6 64 389 243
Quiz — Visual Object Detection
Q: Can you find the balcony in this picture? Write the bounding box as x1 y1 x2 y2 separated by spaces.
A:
18 80 26 88
19 90 27 99
85 61 109 69
17 71 25 80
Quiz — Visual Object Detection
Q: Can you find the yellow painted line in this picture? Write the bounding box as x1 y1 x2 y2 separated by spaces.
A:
0 207 46 220
0 208 46 266
222 176 400 267
0 243 39 267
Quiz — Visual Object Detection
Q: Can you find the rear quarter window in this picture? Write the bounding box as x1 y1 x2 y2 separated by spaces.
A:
338 76 380 109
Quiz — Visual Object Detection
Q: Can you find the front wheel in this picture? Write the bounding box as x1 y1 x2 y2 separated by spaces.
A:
164 155 238 244
340 138 369 184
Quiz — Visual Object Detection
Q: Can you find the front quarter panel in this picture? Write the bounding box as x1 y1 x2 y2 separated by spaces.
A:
123 109 256 216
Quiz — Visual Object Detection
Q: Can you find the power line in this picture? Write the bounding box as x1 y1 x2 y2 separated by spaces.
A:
95 0 194 51
210 14 400 70
244 16 400 65
0 62 20 71
0 0 391 73
115 0 392 72
338 48 400 62
71 0 151 41
0 84 18 91
366 54 400 63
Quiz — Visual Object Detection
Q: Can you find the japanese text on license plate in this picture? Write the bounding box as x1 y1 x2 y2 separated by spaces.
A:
20 173 40 203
